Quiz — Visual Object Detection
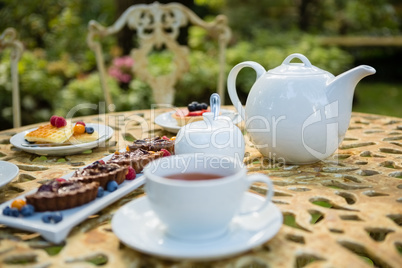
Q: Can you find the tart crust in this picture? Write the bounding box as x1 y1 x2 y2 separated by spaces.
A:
171 109 204 127
108 149 164 173
71 162 128 188
26 181 99 212
128 137 174 154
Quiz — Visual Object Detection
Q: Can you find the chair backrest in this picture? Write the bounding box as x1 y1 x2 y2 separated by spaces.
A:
0 27 23 128
87 1 231 108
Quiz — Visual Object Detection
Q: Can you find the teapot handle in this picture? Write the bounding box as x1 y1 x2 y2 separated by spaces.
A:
282 53 312 67
227 61 266 121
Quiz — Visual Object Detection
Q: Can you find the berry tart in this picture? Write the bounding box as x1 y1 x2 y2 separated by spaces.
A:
25 180 99 211
128 136 175 154
171 101 209 127
70 161 128 188
108 148 164 173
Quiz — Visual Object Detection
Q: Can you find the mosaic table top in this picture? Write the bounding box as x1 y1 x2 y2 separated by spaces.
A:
0 108 401 267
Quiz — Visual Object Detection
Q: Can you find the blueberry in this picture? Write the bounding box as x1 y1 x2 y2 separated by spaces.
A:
200 103 208 110
187 103 196 111
10 208 19 217
52 212 63 223
85 127 94 134
20 205 35 217
2 206 12 216
97 186 104 197
41 212 63 224
195 103 203 111
42 213 52 223
106 181 118 192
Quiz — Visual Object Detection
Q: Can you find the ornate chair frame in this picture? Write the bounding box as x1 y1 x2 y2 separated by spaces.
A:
0 28 24 128
87 1 231 107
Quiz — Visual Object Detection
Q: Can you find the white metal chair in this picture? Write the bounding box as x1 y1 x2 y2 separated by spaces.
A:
0 28 23 128
87 1 231 108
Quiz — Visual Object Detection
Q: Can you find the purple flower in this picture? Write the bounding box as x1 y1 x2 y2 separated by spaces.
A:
108 56 134 83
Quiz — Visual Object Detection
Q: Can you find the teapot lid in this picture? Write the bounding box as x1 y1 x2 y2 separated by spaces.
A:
268 53 328 75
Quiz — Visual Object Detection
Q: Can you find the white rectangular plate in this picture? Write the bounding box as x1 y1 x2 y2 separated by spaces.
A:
0 154 145 244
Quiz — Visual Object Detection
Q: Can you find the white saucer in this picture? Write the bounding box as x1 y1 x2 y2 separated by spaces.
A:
112 192 283 260
0 161 19 189
10 123 113 156
155 109 242 133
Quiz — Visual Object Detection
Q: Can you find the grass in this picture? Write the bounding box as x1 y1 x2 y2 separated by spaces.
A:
353 82 402 118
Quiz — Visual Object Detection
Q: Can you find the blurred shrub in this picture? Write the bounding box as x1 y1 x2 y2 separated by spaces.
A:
0 49 64 127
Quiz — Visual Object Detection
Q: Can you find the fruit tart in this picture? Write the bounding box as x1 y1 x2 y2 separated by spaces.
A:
25 180 99 211
70 161 128 188
171 101 210 127
108 148 164 173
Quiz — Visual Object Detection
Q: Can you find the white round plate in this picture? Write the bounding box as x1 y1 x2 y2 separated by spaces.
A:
112 192 283 260
0 161 19 188
10 124 114 156
154 109 242 133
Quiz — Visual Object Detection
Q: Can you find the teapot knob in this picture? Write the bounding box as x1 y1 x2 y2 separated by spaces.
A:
282 53 312 67
210 93 220 120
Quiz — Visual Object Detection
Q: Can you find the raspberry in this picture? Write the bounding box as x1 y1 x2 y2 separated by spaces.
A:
97 160 105 165
55 178 66 182
125 166 136 180
160 149 171 157
55 117 67 128
161 136 169 140
50 115 58 126
75 121 85 126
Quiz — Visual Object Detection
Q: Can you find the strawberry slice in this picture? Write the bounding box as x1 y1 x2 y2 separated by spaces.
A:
187 109 207 117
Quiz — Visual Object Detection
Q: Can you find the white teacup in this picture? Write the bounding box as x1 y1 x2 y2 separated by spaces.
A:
143 153 274 241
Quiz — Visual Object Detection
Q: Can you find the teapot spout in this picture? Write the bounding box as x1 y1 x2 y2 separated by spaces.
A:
326 65 376 137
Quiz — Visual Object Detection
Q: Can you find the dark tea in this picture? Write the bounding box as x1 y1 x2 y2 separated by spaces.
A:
165 172 224 181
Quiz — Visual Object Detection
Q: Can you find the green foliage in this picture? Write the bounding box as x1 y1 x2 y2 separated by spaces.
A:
223 0 401 37
353 82 402 118
0 49 64 128
1 0 401 131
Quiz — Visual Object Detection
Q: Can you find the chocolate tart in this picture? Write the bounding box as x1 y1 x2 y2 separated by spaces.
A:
71 162 128 188
128 137 174 154
26 180 99 212
108 148 164 173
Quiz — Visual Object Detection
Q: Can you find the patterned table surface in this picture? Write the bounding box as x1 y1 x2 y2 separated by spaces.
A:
0 108 401 268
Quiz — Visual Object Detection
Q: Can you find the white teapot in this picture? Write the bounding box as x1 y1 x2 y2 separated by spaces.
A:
175 93 245 160
227 53 375 164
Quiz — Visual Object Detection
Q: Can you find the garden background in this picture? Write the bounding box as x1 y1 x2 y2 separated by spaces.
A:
0 0 401 131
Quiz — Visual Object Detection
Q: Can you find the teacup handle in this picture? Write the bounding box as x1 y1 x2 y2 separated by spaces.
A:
227 61 266 121
238 173 274 216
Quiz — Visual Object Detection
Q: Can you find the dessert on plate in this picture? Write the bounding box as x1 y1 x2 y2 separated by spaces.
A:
24 117 73 144
128 136 175 154
108 148 164 173
108 136 175 173
71 161 128 188
171 101 210 127
68 121 99 144
25 179 99 211
24 116 98 145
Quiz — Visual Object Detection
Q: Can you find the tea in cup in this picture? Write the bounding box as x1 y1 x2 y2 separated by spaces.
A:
143 153 274 241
